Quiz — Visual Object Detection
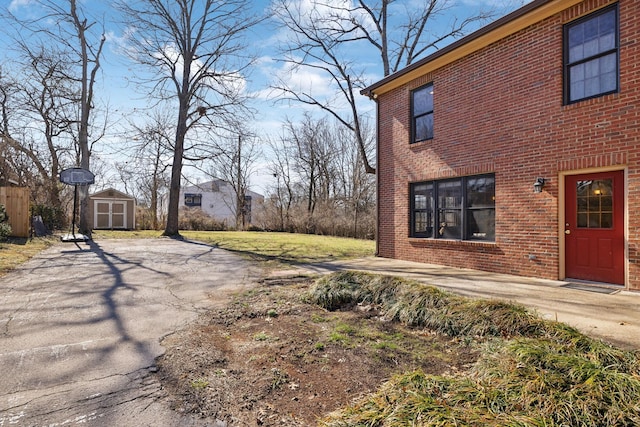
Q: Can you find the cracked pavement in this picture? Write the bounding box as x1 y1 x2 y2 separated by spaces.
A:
0 238 261 426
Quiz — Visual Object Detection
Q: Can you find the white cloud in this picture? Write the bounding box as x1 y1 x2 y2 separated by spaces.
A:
285 65 334 97
270 0 376 45
8 0 34 12
252 54 337 104
148 44 247 96
215 70 247 96
105 29 131 50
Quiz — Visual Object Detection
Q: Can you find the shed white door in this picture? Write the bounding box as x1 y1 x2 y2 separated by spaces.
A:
95 201 127 229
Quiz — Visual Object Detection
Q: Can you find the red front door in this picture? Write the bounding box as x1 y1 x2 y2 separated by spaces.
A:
565 171 624 285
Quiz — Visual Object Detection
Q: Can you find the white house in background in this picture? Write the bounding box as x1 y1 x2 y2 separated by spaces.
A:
163 179 264 227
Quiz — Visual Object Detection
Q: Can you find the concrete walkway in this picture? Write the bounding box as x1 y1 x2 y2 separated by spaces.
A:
296 257 640 350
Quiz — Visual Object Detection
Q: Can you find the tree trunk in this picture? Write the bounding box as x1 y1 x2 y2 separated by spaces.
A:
163 98 188 237
151 179 159 230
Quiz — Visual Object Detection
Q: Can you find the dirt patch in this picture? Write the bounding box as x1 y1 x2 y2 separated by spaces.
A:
156 276 479 426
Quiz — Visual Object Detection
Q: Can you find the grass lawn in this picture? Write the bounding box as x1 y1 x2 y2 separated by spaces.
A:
0 236 58 275
92 230 375 265
1 231 374 275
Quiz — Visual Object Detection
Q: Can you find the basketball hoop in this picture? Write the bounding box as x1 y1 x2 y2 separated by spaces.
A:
59 167 95 242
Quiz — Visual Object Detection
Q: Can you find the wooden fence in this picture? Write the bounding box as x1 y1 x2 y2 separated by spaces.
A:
0 187 30 237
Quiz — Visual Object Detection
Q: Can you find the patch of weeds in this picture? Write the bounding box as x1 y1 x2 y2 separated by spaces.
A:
270 368 289 390
267 308 278 318
253 331 273 341
371 341 399 351
234 301 250 310
323 334 640 426
327 321 358 346
334 322 355 335
305 271 373 310
314 342 325 351
311 313 329 323
190 378 209 389
370 329 407 351
329 331 349 345
239 288 263 299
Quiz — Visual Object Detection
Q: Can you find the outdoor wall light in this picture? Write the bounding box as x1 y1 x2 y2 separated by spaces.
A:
533 177 546 193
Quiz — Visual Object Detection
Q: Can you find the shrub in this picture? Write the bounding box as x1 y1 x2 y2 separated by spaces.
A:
136 205 164 230
177 207 227 231
31 204 66 231
0 204 10 241
0 203 7 223
0 222 11 241
307 271 548 339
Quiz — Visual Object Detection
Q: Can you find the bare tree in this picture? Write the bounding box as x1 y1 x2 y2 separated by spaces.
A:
69 1 106 235
9 51 77 206
332 120 376 237
118 110 173 230
0 57 76 217
285 114 337 217
118 0 261 237
207 129 261 230
0 68 22 186
2 0 107 235
265 134 297 232
270 0 503 174
262 114 375 237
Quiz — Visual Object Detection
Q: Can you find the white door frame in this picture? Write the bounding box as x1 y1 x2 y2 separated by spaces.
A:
94 199 127 229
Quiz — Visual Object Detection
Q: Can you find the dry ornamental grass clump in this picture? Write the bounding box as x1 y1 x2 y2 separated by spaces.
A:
310 271 640 426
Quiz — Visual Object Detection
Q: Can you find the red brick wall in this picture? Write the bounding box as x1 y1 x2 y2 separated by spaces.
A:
376 0 640 289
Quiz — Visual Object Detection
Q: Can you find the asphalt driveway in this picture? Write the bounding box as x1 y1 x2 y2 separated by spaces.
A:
0 238 261 426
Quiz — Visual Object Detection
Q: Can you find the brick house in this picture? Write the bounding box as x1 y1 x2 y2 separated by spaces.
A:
362 0 640 290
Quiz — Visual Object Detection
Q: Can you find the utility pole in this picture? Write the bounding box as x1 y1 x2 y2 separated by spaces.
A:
236 134 243 230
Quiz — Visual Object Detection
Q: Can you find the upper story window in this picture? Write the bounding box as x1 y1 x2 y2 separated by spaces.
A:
184 193 202 207
564 4 618 104
411 83 433 143
410 174 495 241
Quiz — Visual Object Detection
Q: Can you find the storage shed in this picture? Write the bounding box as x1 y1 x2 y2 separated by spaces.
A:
88 188 136 230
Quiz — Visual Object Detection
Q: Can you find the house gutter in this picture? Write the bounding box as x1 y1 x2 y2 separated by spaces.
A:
374 96 380 256
361 0 585 98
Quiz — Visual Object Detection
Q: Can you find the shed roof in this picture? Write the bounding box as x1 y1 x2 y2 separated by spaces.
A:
89 188 135 200
361 0 583 98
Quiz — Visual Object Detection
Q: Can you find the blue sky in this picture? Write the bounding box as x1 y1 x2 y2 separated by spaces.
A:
3 0 530 193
